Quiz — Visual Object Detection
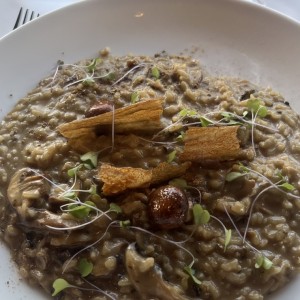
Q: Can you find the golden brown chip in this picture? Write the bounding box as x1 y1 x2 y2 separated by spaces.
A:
57 99 163 139
151 162 191 185
99 164 152 195
68 134 146 154
180 126 244 161
99 161 191 196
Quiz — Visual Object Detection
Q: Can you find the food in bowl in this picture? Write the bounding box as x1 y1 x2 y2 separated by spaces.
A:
0 49 300 300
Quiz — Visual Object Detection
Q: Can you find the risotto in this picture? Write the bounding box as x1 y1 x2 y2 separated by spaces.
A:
0 49 300 300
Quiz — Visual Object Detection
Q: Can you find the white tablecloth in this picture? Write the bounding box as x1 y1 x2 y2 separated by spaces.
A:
0 0 299 39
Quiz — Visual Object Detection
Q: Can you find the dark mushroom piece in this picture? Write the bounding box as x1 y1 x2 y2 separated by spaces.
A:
125 243 189 300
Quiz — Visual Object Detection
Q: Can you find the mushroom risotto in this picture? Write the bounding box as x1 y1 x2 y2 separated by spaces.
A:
0 50 300 300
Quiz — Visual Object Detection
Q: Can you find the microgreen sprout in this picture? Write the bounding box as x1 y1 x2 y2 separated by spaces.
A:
255 255 273 270
184 265 201 285
112 63 148 86
131 91 140 104
52 277 116 299
52 278 72 296
78 258 93 277
80 151 99 169
87 58 102 73
167 150 177 163
151 66 160 79
192 204 210 225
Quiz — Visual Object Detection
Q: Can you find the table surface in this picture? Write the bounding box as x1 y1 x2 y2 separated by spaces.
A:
0 0 299 39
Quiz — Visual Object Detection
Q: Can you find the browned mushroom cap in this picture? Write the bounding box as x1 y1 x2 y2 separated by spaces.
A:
148 185 188 230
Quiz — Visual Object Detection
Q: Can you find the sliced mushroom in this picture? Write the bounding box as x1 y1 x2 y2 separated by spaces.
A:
125 243 189 300
7 168 79 230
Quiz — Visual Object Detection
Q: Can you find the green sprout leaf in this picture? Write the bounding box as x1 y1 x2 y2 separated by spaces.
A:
120 219 131 228
179 108 198 118
67 164 82 177
224 229 232 252
78 258 93 277
193 204 210 225
68 201 95 219
184 266 201 285
87 58 101 73
167 150 177 163
109 203 122 214
255 255 273 270
52 278 72 296
131 91 140 104
176 131 186 142
279 182 295 191
247 98 268 117
88 184 98 195
200 116 213 127
80 152 98 169
169 178 188 189
82 77 95 85
225 172 245 182
151 66 160 79
220 112 243 125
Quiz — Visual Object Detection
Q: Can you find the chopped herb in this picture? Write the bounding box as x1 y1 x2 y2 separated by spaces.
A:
151 66 160 79
78 258 93 277
193 204 210 225
52 278 71 296
167 150 177 163
184 266 201 285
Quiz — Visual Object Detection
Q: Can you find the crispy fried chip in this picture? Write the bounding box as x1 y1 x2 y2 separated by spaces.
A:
68 134 146 154
58 99 163 139
99 162 191 196
151 162 191 185
99 164 152 195
180 126 244 161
